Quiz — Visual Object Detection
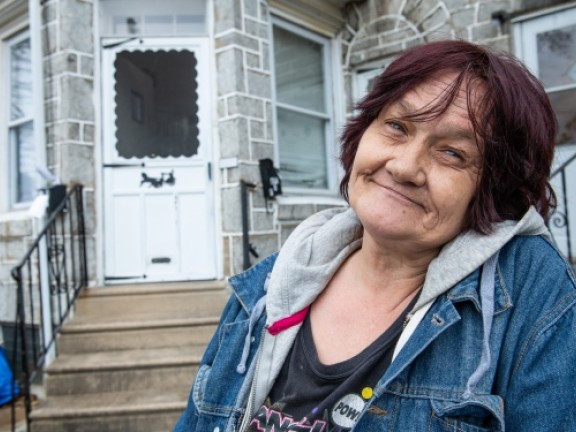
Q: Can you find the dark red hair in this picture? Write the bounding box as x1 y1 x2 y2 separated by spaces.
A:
340 40 557 233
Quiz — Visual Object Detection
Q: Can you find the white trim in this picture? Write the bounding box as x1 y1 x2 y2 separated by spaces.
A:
276 195 346 206
330 32 345 190
29 0 46 189
94 1 104 285
511 2 576 23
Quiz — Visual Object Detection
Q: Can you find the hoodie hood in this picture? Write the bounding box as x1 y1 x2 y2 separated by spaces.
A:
266 205 550 324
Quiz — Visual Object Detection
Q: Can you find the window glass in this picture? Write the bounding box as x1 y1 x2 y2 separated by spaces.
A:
273 22 333 190
536 22 576 88
100 0 207 36
274 26 325 113
114 50 200 158
144 15 173 35
10 38 32 121
277 108 327 189
10 121 35 203
7 34 36 205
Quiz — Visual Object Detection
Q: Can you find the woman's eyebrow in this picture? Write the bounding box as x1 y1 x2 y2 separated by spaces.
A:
437 125 476 142
396 99 415 114
396 100 478 146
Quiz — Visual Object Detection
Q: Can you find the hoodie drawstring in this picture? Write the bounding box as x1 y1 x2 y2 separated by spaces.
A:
463 251 499 399
237 295 267 374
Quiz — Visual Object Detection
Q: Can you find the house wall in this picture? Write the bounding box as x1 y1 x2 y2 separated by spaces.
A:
0 0 97 341
0 0 573 327
41 0 97 282
340 0 572 115
214 0 278 274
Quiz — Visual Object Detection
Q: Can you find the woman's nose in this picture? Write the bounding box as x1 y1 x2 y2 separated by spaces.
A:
385 140 427 186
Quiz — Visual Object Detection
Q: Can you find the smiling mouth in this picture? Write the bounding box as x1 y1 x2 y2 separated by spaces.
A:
374 182 424 208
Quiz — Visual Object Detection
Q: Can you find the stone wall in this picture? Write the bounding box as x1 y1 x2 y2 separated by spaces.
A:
42 0 97 281
340 0 571 115
214 0 281 275
0 0 97 334
0 217 35 327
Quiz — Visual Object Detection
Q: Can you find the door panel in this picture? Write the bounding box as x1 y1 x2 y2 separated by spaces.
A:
111 194 143 276
102 38 216 283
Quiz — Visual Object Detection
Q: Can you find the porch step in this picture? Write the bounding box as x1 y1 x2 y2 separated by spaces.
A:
44 346 203 396
30 389 187 432
30 280 229 431
58 318 218 353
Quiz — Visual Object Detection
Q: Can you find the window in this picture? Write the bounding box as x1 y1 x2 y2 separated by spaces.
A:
272 20 335 191
5 31 36 205
514 6 576 152
99 0 207 37
353 61 391 110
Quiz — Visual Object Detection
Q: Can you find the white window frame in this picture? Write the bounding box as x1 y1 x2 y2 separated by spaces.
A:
270 17 338 195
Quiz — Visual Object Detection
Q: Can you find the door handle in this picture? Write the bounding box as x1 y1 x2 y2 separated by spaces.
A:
140 171 176 188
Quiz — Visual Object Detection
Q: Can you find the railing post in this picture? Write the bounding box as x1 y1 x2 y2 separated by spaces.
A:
241 180 258 271
36 216 55 366
14 268 32 432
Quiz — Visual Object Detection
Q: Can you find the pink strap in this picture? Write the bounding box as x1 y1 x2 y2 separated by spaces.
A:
267 306 310 335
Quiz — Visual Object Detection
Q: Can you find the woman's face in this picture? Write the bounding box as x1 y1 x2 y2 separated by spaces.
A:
348 74 482 255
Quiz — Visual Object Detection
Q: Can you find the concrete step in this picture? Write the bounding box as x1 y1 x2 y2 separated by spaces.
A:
45 346 203 396
30 389 187 432
58 318 218 354
73 283 229 323
31 280 227 431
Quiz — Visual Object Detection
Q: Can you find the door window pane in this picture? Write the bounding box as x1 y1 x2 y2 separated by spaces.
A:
114 50 200 159
277 108 327 189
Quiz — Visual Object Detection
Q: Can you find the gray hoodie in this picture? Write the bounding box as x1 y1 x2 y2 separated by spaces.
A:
238 205 550 430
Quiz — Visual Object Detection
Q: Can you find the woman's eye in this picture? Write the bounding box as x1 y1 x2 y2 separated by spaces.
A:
387 121 405 133
443 148 464 160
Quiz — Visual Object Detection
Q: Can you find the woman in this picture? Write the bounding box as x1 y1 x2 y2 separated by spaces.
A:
175 40 576 431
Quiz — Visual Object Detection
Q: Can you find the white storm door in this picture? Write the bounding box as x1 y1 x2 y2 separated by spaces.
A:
102 38 216 283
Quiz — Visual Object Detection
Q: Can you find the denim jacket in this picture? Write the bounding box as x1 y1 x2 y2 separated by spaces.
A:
174 209 576 432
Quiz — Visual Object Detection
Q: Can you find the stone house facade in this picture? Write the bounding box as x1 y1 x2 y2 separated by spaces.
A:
0 0 575 331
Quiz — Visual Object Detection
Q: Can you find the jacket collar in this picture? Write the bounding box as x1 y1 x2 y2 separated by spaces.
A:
446 266 512 315
228 253 278 314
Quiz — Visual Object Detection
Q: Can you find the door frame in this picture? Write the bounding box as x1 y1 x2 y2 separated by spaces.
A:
98 36 220 284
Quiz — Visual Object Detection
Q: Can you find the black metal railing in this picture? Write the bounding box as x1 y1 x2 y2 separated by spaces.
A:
241 180 259 270
8 184 88 431
548 152 576 265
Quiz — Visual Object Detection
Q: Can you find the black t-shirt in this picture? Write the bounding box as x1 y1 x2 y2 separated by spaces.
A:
248 296 417 431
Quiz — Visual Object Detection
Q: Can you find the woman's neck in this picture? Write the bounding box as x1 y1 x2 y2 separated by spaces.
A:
346 235 438 302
